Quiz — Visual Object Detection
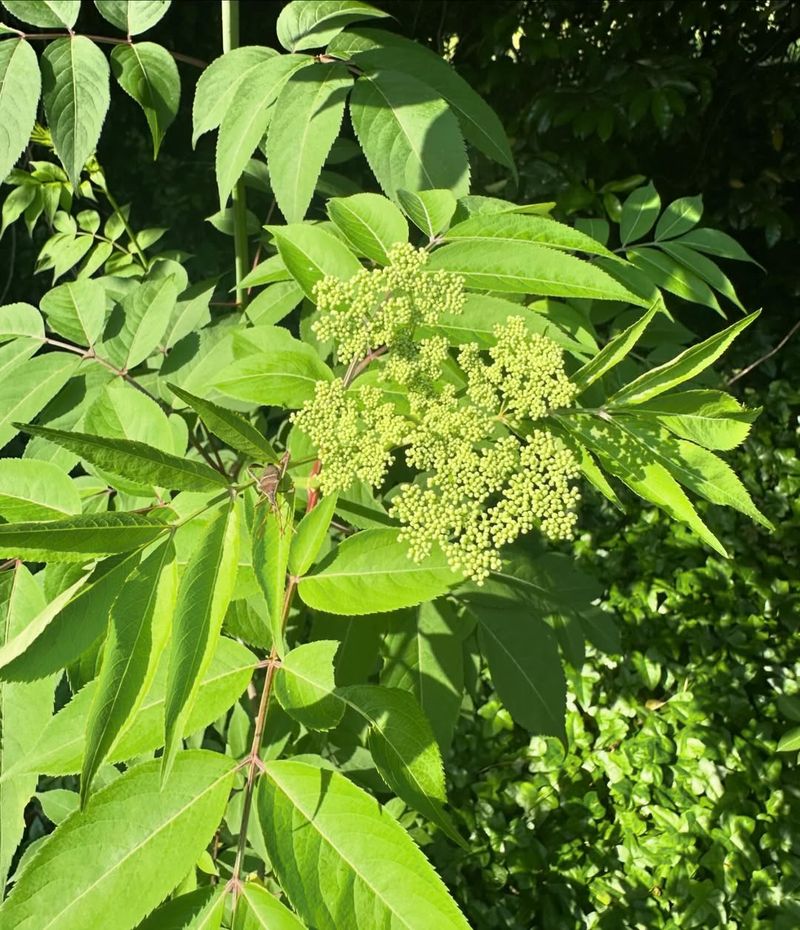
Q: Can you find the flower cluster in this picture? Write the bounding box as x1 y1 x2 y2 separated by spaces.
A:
302 248 581 583
391 384 580 583
460 316 577 419
291 380 405 495
312 243 465 365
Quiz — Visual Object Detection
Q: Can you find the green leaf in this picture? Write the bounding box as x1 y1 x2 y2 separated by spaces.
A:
110 42 180 158
777 728 800 753
627 390 756 450
270 223 362 300
81 541 177 803
341 683 462 844
444 212 615 258
298 528 458 615
245 281 304 327
615 418 772 529
397 188 457 239
216 54 311 206
252 490 295 657
215 345 334 408
0 552 140 682
101 273 179 369
628 247 723 315
349 68 470 202
673 227 760 266
474 602 566 738
0 510 172 562
239 883 308 930
164 278 215 348
277 1 390 52
608 311 760 406
258 761 471 930
572 300 660 392
137 888 225 930
94 0 171 35
288 492 337 576
0 457 81 521
4 636 256 777
168 383 278 463
658 241 745 311
0 352 80 450
0 39 40 184
0 566 56 889
41 37 110 189
654 194 703 240
424 292 587 357
163 502 240 776
275 640 344 730
39 278 106 346
2 0 79 28
327 192 408 263
381 600 464 753
192 46 277 146
0 751 235 930
560 413 727 556
334 27 515 173
268 62 352 224
620 182 660 245
239 254 292 289
19 424 229 492
0 302 44 341
427 240 645 304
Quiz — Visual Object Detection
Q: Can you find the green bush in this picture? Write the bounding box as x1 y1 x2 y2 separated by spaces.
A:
433 354 800 928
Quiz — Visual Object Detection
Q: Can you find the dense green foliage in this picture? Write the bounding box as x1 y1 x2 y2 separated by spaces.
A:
0 1 792 928
432 351 800 929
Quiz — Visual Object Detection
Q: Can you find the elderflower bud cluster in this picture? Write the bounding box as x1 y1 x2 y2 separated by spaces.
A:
291 380 406 495
312 243 465 365
460 316 577 419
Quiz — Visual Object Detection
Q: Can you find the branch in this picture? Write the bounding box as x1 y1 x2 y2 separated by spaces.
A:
8 31 207 68
726 319 800 386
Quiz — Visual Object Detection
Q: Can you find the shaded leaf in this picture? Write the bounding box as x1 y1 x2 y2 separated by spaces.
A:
0 751 235 930
258 761 472 930
397 188 457 239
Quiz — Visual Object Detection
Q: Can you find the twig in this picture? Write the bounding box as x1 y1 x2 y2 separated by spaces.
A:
726 319 800 385
8 31 207 69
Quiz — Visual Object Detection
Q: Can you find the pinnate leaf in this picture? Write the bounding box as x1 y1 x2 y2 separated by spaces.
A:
3 0 79 28
444 212 615 258
0 566 56 888
608 311 759 406
427 240 645 304
111 42 180 158
627 390 756 450
239 883 308 930
0 352 80 450
4 636 256 777
268 63 352 224
0 510 172 562
95 0 171 35
0 39 40 185
327 192 408 263
0 457 81 521
163 502 240 776
350 68 470 201
0 751 235 930
81 541 178 803
192 46 277 146
473 602 566 738
41 37 110 189
620 182 660 245
277 1 389 52
39 278 105 346
19 423 229 492
654 194 703 240
258 760 472 930
397 188 457 238
298 528 459 615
